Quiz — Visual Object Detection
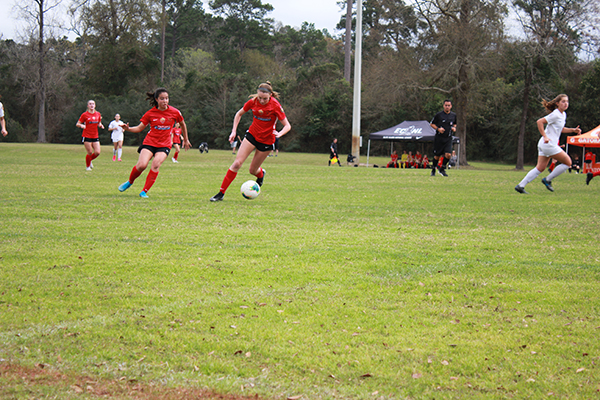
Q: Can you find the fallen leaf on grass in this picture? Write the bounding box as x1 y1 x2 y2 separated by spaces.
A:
576 367 585 373
71 385 83 393
450 377 458 380
360 373 372 378
412 373 422 379
287 396 302 400
441 360 449 365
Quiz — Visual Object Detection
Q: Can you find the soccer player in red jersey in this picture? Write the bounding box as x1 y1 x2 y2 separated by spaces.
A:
76 100 104 171
210 82 291 202
118 88 191 198
387 150 399 168
171 122 182 163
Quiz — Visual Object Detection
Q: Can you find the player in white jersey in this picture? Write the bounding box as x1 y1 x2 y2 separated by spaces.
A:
515 94 581 194
108 114 125 161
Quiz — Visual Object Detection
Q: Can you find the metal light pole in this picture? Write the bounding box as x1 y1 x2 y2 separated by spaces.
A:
351 0 362 163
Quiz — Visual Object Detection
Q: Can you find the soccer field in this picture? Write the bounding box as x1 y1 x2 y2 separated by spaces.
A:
1 143 599 399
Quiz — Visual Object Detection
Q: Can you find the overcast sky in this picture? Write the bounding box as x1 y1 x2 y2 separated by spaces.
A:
0 0 344 42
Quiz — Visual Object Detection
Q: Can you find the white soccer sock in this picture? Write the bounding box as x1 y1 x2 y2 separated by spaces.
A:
546 163 568 182
519 167 541 188
118 148 122 159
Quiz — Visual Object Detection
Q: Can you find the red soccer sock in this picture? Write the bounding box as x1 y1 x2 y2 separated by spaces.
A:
255 168 264 179
219 169 238 193
85 154 92 167
143 170 159 193
594 171 600 177
174 151 179 160
128 166 143 184
91 153 100 161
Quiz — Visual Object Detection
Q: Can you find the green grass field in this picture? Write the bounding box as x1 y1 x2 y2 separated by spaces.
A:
1 143 599 399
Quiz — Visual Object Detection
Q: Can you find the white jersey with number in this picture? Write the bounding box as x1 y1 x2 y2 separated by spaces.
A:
0 102 4 118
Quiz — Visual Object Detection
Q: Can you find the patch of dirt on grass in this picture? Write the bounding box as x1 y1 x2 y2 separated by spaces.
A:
0 362 268 399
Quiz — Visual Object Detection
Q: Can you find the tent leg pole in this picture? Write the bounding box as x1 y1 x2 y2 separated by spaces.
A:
366 140 371 167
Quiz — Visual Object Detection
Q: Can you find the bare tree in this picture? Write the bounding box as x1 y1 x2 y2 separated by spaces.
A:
16 0 64 143
344 0 353 81
415 0 507 166
160 0 166 82
512 0 600 169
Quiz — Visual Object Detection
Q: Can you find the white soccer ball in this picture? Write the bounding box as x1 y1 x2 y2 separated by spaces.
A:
240 180 261 199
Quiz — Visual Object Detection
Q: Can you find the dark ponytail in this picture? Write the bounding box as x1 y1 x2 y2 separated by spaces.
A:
146 88 169 108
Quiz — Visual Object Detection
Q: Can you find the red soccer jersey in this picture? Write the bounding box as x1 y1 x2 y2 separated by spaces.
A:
390 154 398 162
140 106 184 148
79 111 102 139
172 128 182 144
243 97 286 145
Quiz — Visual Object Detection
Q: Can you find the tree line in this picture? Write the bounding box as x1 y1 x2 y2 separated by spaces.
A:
1 0 599 167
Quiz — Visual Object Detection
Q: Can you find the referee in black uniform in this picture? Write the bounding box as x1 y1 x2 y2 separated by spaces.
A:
429 99 457 177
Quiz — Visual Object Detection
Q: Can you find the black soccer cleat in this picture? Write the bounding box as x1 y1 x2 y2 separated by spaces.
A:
430 166 436 176
586 172 594 185
515 185 528 194
210 192 224 202
439 168 448 177
256 169 266 187
541 177 554 192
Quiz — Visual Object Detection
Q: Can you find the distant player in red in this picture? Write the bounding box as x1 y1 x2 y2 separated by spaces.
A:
118 88 191 198
387 150 399 168
171 122 182 163
584 150 593 172
76 100 104 171
210 81 291 202
414 151 423 168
